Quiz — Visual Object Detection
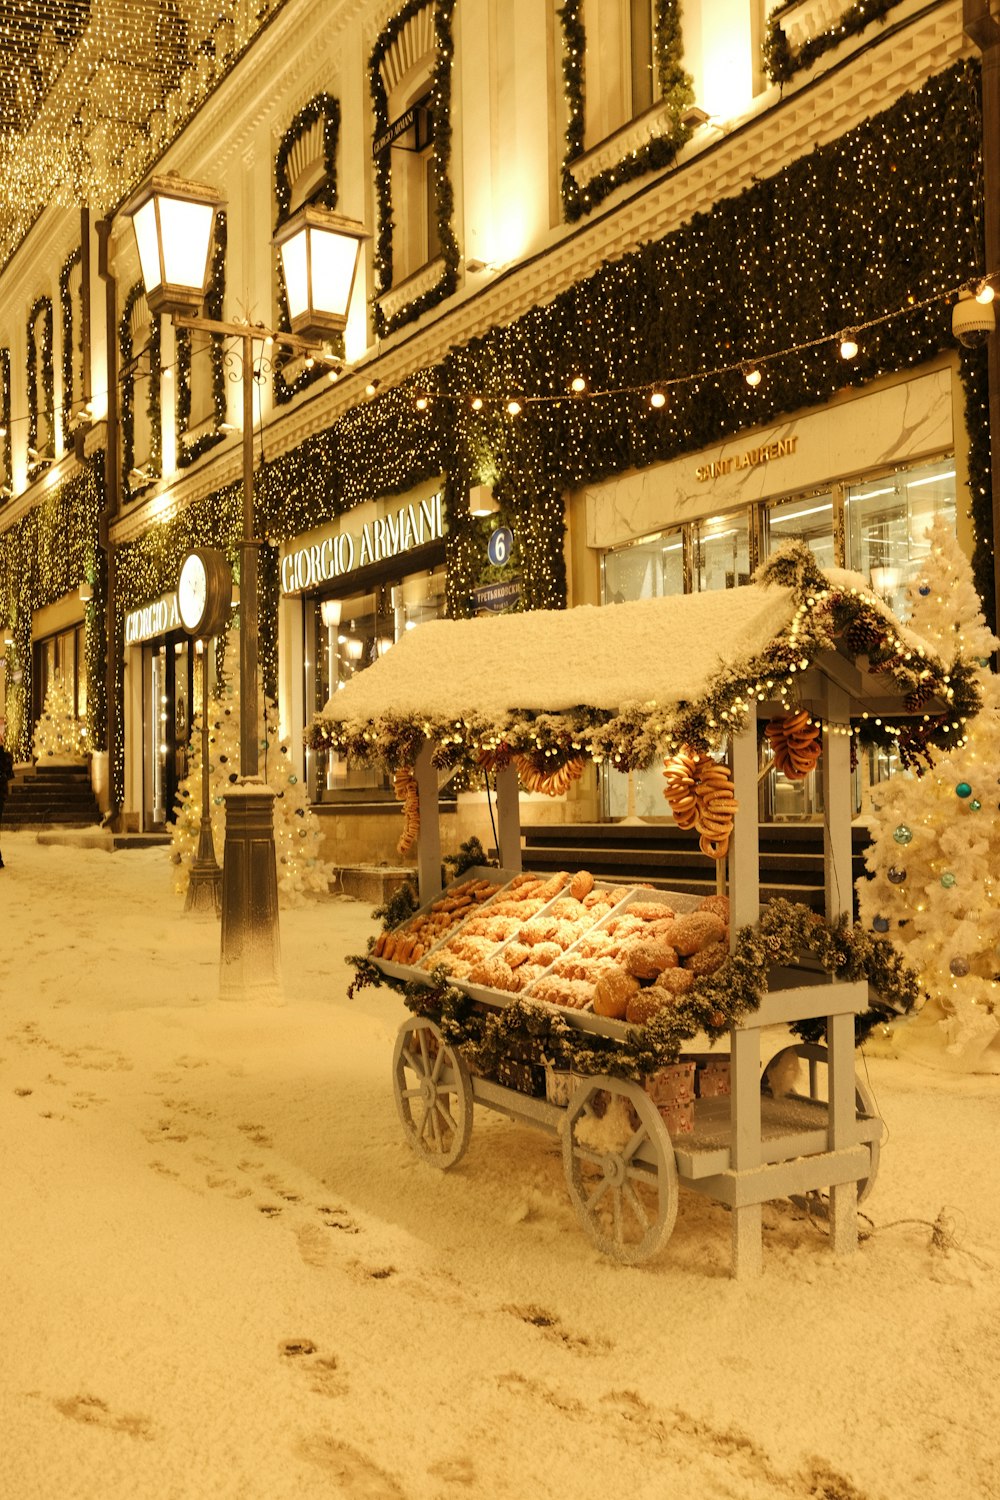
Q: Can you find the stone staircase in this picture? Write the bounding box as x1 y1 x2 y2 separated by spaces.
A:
518 820 872 914
2 763 103 830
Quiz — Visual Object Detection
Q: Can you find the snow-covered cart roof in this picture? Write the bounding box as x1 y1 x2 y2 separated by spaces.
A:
306 548 976 771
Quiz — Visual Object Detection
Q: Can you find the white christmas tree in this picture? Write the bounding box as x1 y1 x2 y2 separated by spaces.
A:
857 516 1000 1072
32 671 88 762
170 640 333 907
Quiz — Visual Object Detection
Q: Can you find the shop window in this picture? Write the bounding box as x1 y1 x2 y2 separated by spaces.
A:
602 527 685 603
694 511 751 591
32 625 86 732
26 295 54 475
846 459 956 618
764 493 835 569
310 568 446 801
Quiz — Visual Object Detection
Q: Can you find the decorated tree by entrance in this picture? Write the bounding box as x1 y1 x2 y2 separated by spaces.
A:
170 641 333 907
32 671 88 762
857 517 1000 1071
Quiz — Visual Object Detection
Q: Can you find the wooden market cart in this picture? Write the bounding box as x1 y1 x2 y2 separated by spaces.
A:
311 561 960 1276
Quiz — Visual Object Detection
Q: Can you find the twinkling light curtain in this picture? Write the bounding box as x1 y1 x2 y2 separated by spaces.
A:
0 0 289 267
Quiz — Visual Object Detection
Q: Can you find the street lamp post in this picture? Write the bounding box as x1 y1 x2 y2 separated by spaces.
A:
123 175 367 997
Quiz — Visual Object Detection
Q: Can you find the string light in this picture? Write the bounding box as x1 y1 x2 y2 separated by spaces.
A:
570 375 587 394
649 388 667 409
839 331 859 360
744 364 762 388
506 398 522 416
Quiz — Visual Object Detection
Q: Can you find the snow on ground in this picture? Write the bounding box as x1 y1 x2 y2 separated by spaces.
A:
1 831 998 1500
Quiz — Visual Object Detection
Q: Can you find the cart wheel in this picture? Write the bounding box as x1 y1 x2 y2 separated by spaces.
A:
562 1076 678 1264
392 1017 473 1170
761 1043 880 1202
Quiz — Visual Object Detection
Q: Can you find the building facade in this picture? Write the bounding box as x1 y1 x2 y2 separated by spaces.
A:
0 0 992 866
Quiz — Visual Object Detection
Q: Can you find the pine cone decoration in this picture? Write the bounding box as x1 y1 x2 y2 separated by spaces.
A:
393 765 420 854
845 617 884 656
764 711 822 779
662 746 739 860
904 684 934 713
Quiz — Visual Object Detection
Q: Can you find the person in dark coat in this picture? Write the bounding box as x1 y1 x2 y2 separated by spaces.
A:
0 725 13 869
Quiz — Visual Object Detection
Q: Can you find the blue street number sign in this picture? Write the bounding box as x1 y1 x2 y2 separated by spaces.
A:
487 527 513 567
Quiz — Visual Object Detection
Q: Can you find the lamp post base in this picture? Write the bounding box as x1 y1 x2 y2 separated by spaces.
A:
220 778 281 1000
185 815 223 914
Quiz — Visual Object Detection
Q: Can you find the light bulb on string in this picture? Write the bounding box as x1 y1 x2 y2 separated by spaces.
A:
976 280 995 305
649 387 667 409
415 395 429 411
570 375 587 395
506 398 522 416
469 395 483 411
744 364 762 388
839 331 859 360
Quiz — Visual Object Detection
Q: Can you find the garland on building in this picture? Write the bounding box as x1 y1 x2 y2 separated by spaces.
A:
763 0 906 89
0 457 105 760
25 295 54 479
59 247 82 450
272 95 343 405
0 347 11 494
558 0 694 221
176 211 228 467
348 895 920 1078
369 0 459 337
274 93 340 227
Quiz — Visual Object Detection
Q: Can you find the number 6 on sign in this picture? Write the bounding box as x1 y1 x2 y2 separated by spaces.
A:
488 527 513 567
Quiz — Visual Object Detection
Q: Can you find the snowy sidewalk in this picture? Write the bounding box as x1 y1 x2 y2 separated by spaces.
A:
1 832 998 1499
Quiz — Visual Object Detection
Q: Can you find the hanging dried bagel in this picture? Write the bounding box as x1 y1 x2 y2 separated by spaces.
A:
662 745 739 861
393 765 420 854
764 710 823 779
513 753 586 798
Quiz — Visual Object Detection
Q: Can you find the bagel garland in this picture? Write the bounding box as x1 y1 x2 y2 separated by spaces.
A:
764 710 823 779
662 745 739 861
393 765 420 855
514 752 587 798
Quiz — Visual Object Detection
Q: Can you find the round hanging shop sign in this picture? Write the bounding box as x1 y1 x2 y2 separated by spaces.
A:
487 527 513 567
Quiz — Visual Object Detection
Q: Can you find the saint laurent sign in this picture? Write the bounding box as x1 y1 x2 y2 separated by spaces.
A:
696 435 798 483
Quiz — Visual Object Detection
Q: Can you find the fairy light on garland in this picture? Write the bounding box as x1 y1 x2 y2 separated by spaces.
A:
175 211 228 468
119 281 162 499
369 0 459 337
272 96 343 406
306 542 979 775
25 295 54 476
763 0 906 88
0 348 11 492
59 247 81 450
558 0 694 222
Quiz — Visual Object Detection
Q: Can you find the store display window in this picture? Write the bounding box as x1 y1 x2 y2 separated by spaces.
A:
309 566 446 801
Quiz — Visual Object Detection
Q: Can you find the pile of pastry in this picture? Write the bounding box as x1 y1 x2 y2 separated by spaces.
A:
423 870 614 982
371 868 730 1026
370 875 500 964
